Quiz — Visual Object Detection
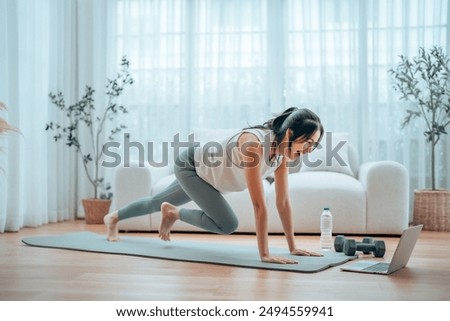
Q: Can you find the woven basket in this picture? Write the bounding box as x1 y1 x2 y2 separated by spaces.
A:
82 198 112 224
413 189 450 231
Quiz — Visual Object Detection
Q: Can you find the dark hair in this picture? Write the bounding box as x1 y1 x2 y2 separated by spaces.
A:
247 107 324 147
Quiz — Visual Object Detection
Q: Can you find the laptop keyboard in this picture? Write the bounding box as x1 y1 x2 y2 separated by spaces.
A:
363 262 390 272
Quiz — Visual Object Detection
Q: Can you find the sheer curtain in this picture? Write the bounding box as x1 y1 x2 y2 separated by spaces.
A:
1 0 449 232
114 0 271 152
0 0 76 232
284 0 450 195
0 0 113 232
115 0 449 218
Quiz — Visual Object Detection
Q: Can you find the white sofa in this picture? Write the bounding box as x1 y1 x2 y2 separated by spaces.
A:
112 130 409 235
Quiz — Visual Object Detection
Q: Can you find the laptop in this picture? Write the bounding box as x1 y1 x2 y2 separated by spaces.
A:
340 224 423 275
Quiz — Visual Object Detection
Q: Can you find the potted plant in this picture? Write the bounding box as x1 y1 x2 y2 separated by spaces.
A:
46 57 134 224
389 46 450 231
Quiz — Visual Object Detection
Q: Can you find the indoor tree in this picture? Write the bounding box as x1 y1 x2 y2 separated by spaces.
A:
46 57 134 199
389 46 450 190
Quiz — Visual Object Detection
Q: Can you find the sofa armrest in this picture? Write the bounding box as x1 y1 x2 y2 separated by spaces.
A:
112 162 173 210
113 162 166 231
358 161 409 234
113 162 155 210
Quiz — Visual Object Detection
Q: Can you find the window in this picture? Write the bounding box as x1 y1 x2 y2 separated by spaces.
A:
114 0 448 189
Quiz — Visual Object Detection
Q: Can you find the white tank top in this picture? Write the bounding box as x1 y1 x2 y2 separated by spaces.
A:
194 128 282 193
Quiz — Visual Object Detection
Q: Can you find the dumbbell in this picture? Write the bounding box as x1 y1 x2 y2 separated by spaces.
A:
334 236 374 253
334 235 386 257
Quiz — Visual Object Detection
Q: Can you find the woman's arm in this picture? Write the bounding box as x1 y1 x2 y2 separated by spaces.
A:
273 157 296 252
239 133 297 264
274 157 323 256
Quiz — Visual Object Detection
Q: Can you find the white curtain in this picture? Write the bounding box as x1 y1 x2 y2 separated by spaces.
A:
0 0 114 232
1 0 449 232
285 0 450 199
284 0 449 191
0 0 75 232
113 0 272 157
115 0 450 216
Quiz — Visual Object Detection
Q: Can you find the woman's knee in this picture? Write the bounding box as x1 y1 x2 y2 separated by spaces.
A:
219 217 239 235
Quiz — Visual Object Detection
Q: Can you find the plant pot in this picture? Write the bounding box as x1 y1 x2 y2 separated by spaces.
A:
82 198 112 224
413 189 450 231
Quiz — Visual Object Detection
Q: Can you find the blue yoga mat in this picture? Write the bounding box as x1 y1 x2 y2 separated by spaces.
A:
22 231 357 273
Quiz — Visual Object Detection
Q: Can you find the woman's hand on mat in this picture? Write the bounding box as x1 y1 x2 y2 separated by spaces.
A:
261 255 298 264
290 248 323 257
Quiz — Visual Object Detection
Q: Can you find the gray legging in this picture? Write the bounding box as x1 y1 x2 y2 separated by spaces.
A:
118 146 239 234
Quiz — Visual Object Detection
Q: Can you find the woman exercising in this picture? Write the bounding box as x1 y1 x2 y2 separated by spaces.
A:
104 107 324 264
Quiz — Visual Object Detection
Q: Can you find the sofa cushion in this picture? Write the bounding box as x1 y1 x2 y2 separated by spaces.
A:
300 132 354 177
267 171 366 233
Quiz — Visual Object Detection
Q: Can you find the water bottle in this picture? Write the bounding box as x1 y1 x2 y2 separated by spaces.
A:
320 207 333 250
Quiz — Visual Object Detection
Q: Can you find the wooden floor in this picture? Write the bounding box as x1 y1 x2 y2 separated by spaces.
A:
0 220 449 301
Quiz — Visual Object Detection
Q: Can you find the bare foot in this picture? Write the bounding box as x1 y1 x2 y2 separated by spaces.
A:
159 202 180 241
104 211 120 241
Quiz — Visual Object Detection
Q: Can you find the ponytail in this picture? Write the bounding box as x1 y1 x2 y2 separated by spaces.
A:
268 107 298 136
245 106 323 147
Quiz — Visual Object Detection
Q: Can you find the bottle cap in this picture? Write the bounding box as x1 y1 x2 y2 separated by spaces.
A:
324 207 330 210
